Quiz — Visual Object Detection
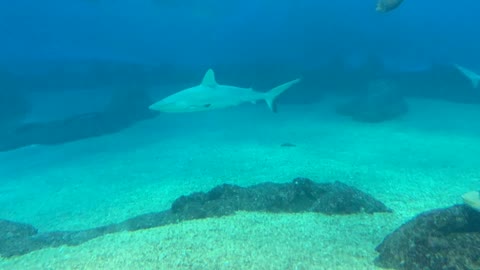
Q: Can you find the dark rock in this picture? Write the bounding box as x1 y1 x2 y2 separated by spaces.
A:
336 80 408 123
0 178 390 258
0 220 39 258
171 178 392 217
0 89 158 152
375 205 480 270
0 219 37 239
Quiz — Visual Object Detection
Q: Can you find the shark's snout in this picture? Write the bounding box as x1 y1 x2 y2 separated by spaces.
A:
148 101 168 111
148 103 159 111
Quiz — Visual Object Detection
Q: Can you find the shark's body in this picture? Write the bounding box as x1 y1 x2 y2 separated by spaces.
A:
149 69 301 113
454 64 480 89
376 0 404 13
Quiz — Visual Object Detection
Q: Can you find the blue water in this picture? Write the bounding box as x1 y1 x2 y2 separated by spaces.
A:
1 0 480 269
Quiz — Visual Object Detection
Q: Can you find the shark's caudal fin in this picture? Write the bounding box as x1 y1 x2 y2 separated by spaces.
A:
264 78 301 112
455 64 480 89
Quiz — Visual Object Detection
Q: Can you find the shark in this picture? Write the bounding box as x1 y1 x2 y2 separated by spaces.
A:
454 64 480 89
149 69 301 113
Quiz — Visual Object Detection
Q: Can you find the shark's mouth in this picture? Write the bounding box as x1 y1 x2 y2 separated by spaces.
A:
148 101 171 112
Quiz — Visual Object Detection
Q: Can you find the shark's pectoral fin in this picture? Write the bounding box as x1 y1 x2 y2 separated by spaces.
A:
201 69 218 88
266 100 278 113
472 78 480 89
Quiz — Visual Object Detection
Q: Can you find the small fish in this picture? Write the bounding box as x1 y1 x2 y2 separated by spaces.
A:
281 143 296 147
149 69 301 113
376 0 404 13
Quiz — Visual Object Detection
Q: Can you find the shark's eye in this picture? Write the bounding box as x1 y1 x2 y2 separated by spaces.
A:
203 104 211 108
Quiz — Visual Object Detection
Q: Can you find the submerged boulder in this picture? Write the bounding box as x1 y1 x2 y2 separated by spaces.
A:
336 79 408 123
0 220 39 258
0 219 37 240
0 178 391 257
375 205 480 270
171 178 392 218
0 88 157 152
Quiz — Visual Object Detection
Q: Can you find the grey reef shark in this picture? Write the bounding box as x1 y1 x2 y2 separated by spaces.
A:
149 69 301 113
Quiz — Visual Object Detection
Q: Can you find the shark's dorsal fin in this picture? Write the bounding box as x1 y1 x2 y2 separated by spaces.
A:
201 69 218 88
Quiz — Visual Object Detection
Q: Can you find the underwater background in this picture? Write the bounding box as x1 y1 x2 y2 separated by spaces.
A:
1 0 480 269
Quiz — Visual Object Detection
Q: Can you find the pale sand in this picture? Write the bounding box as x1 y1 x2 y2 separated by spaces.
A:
0 97 479 269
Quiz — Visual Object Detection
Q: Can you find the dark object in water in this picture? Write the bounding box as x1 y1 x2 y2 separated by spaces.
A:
0 91 31 131
336 80 408 123
375 205 480 270
0 178 391 257
376 0 404 13
280 142 296 147
0 88 157 152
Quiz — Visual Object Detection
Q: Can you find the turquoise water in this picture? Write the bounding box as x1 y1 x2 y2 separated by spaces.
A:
1 1 480 269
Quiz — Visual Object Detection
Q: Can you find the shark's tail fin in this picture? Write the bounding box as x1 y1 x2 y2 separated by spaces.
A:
264 78 301 112
455 64 480 89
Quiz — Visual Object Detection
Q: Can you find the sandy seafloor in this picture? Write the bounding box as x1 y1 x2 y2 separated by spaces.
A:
1 97 479 269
